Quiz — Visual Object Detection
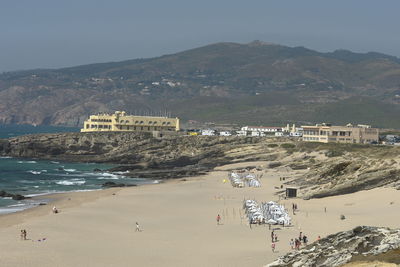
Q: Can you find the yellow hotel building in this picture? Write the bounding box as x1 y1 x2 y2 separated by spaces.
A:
81 111 180 133
302 123 379 144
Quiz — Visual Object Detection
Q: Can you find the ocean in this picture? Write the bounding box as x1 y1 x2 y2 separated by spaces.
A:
0 125 155 214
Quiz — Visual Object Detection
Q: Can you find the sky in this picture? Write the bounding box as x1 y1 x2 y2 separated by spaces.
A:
1 0 399 72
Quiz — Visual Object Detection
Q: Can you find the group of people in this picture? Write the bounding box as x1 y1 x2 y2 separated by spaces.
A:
270 230 279 253
289 232 308 250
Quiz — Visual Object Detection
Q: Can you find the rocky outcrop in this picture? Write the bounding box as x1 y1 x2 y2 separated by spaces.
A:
267 226 400 267
0 190 29 200
0 132 287 179
101 182 137 188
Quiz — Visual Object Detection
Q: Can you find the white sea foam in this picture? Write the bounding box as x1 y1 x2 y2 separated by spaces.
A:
56 179 86 186
64 169 77 172
113 171 130 174
18 160 37 164
50 161 60 164
0 207 25 214
28 170 42 175
25 191 58 197
8 203 27 207
96 173 121 180
0 156 12 159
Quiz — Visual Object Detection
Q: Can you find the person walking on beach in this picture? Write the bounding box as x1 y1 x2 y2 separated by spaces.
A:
216 214 221 225
135 222 141 232
271 241 276 253
271 230 274 242
295 238 300 250
22 229 27 240
303 235 308 245
290 239 294 250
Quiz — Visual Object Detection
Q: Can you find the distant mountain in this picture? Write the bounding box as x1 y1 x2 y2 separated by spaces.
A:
1 41 400 128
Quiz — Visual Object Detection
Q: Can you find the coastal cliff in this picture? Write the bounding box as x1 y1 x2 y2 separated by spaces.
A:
2 132 400 195
0 132 285 179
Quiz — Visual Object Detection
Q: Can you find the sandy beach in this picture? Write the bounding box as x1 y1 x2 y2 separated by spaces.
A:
1 161 400 267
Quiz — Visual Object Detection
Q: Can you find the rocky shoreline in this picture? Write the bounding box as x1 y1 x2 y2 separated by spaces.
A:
267 226 400 267
0 132 286 180
2 132 400 199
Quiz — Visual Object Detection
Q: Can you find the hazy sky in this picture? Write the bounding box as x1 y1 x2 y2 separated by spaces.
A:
1 0 399 72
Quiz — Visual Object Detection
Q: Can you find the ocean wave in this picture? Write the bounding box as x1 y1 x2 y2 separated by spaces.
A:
113 171 130 174
18 160 37 164
28 170 42 175
64 169 77 172
56 179 86 186
0 207 25 214
0 156 12 159
50 161 60 164
8 203 27 207
96 173 121 180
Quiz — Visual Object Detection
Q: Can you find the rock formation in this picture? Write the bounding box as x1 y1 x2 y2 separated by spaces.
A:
0 132 287 179
2 132 400 194
267 226 400 267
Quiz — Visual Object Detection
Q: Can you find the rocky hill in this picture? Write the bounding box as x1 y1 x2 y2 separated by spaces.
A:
267 226 400 267
1 41 400 127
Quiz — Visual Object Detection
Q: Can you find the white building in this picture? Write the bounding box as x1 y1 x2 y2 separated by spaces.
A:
251 131 262 137
236 130 247 136
241 126 283 133
219 131 232 136
289 132 302 137
201 129 216 136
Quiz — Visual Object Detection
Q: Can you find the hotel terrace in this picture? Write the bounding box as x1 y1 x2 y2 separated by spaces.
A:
301 123 379 144
81 111 180 133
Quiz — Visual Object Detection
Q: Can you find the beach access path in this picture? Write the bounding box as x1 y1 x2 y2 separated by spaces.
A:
0 161 399 267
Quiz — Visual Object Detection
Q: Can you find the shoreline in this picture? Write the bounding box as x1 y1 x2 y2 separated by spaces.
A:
0 179 169 229
0 161 399 266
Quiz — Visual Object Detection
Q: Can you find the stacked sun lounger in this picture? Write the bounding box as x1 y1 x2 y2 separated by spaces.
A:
243 199 291 225
228 172 261 188
243 199 264 224
244 173 261 187
229 172 245 188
